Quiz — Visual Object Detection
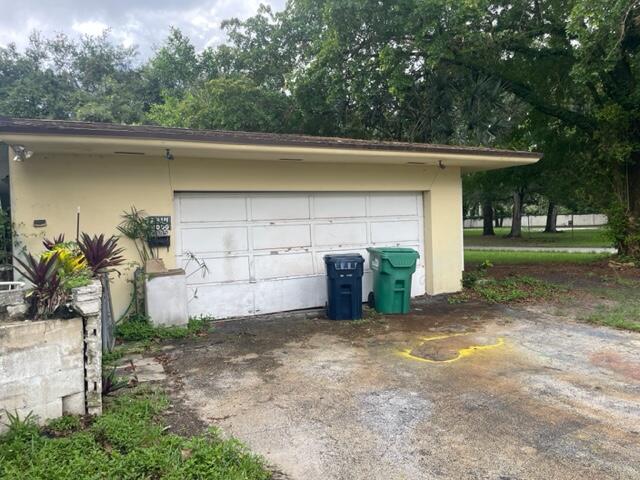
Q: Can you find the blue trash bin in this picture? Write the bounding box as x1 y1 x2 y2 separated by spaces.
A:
324 254 365 320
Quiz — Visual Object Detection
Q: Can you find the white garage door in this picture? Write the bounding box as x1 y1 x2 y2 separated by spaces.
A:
174 192 425 318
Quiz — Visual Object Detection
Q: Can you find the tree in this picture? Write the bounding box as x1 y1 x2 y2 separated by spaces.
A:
147 76 298 133
0 31 145 123
143 28 202 102
410 0 640 256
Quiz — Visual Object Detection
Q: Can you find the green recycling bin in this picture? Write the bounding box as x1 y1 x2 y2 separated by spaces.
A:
366 247 420 314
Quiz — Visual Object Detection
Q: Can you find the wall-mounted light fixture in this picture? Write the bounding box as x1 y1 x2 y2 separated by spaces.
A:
165 149 174 160
10 145 33 162
438 160 446 170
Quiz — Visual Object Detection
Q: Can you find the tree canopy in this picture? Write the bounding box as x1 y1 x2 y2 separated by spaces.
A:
0 0 638 256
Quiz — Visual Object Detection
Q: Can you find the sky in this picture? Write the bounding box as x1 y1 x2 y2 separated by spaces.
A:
0 0 286 60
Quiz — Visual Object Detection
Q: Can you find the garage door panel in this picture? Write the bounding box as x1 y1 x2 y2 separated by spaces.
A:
252 224 311 250
180 227 248 254
187 283 254 318
314 193 366 218
254 252 314 280
371 220 420 243
251 194 310 221
369 193 419 217
314 222 367 246
179 195 247 223
253 277 326 315
180 255 251 284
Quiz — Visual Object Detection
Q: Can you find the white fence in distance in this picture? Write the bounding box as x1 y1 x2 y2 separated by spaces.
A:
464 214 608 229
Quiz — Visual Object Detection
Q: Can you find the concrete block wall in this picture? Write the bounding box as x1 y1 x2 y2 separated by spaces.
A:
0 279 103 433
0 318 85 433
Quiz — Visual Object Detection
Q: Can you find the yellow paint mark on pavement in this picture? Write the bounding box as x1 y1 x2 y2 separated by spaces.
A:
399 336 505 364
419 333 467 342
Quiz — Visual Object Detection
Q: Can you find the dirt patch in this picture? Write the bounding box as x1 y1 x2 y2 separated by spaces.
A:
590 350 640 381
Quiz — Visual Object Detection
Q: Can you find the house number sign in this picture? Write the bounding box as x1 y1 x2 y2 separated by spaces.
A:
148 215 171 247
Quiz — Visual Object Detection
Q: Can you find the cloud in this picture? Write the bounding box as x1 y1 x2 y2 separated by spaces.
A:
0 0 286 59
72 20 109 36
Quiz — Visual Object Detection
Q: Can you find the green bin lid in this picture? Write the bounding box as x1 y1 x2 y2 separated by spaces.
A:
366 247 419 268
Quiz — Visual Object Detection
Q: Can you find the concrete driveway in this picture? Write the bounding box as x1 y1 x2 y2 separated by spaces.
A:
160 298 640 480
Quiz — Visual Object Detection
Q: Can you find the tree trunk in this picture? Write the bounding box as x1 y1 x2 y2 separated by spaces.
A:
482 199 495 236
507 191 524 238
618 160 640 258
544 202 558 233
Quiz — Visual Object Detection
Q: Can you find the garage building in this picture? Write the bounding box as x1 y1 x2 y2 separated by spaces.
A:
0 118 540 319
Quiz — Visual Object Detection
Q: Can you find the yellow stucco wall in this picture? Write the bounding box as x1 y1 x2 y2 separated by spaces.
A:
10 151 463 318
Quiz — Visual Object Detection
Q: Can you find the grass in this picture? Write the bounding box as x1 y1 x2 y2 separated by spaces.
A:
582 281 640 332
584 301 640 332
464 227 612 248
465 249 611 265
0 388 271 480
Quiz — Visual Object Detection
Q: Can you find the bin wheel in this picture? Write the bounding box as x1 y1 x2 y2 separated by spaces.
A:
367 291 375 308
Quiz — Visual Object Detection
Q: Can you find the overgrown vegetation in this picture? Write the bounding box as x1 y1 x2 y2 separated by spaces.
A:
116 315 213 343
0 388 271 479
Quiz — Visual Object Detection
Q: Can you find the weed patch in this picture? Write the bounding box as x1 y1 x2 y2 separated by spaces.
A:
116 315 214 343
0 388 270 479
44 415 83 436
449 274 560 305
471 276 562 303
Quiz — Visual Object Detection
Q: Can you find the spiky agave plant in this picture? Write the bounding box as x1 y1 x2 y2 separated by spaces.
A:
78 233 125 275
14 252 64 319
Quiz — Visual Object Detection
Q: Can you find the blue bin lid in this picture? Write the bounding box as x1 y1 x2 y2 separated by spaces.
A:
324 253 364 264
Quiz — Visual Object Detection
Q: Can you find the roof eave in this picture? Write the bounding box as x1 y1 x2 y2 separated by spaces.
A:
0 131 542 170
